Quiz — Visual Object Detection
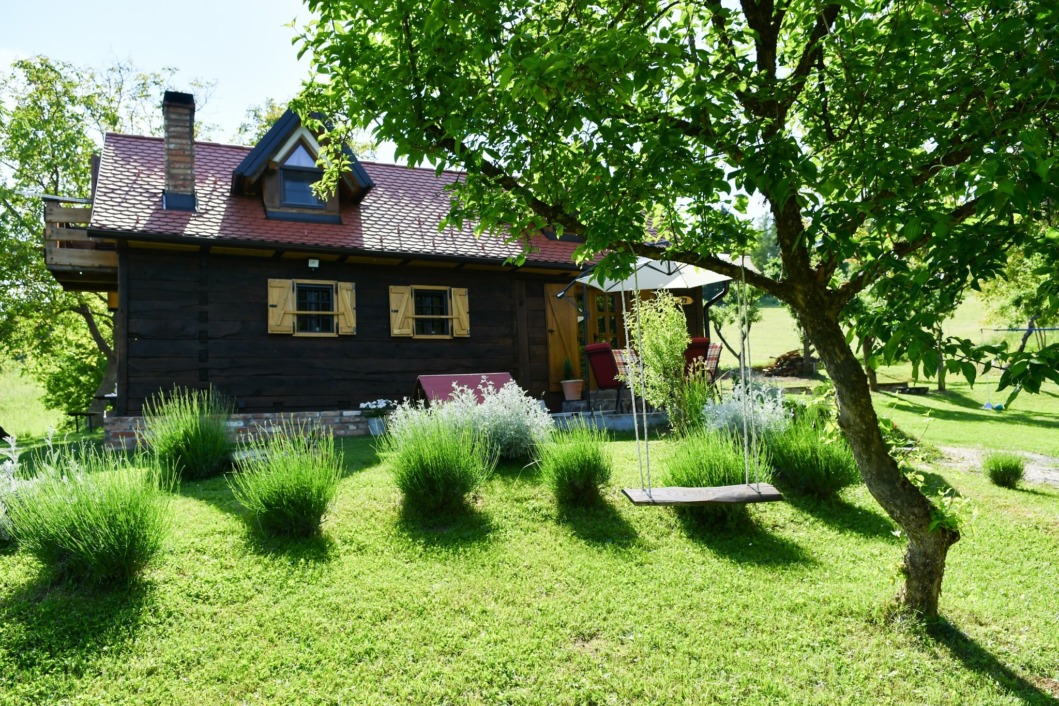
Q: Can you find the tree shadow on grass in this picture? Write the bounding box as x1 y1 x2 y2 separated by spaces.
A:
0 573 153 676
676 508 816 567
242 526 338 565
177 474 242 517
880 390 1059 428
396 501 494 551
782 491 899 540
928 618 1059 705
555 495 639 548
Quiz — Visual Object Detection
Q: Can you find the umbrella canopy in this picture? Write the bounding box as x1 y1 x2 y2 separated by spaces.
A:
577 255 753 292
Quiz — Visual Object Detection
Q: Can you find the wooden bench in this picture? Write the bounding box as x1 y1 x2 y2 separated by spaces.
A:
67 411 101 432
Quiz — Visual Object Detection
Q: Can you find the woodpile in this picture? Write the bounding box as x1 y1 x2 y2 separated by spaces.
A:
762 350 815 377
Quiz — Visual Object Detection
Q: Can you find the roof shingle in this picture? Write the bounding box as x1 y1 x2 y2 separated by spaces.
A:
90 133 580 266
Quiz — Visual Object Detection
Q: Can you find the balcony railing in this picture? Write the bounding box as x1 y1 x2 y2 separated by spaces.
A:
43 201 117 291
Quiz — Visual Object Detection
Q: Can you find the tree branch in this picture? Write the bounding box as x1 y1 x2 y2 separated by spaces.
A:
834 194 986 302
69 301 115 361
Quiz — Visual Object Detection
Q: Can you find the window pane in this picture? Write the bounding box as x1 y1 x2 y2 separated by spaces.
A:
284 144 317 168
282 169 325 207
296 284 334 333
413 289 450 336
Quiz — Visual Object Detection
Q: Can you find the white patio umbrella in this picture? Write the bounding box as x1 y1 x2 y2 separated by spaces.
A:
576 254 754 292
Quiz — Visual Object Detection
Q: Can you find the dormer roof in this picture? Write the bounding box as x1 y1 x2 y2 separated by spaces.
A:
230 109 374 202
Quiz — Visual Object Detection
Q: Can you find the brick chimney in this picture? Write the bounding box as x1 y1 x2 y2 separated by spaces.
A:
162 91 196 211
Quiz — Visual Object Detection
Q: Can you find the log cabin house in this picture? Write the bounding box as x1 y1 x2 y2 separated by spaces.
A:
43 91 705 442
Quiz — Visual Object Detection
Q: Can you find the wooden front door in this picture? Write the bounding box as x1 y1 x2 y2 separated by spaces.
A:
544 283 581 391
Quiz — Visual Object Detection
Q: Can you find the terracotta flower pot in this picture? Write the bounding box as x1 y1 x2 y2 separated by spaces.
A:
561 379 584 401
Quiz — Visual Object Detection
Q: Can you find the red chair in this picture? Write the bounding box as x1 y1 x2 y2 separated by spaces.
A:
685 339 722 382
584 342 629 413
684 337 710 376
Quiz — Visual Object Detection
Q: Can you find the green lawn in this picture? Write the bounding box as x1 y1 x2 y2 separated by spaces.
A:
2 437 1057 704
715 296 1059 457
0 362 62 439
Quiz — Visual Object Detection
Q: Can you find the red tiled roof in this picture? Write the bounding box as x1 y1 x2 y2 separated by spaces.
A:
90 133 581 267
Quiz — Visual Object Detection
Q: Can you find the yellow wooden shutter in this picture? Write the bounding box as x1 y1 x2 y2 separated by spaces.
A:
267 279 295 334
452 287 470 337
337 282 356 335
389 285 413 337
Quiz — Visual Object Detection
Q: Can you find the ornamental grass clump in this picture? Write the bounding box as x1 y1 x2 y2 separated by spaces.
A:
141 386 234 480
538 420 613 504
7 446 172 584
386 402 496 513
228 425 343 537
983 451 1024 489
769 417 860 498
664 429 772 527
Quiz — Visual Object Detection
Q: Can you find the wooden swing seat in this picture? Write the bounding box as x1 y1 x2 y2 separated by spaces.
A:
622 483 783 506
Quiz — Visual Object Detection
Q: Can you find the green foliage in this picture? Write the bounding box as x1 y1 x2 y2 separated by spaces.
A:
6 446 172 584
979 245 1058 330
669 361 717 435
22 323 108 415
1 57 216 414
140 387 234 480
538 421 612 504
384 405 496 513
228 425 343 537
770 417 861 498
624 291 690 414
982 452 1024 489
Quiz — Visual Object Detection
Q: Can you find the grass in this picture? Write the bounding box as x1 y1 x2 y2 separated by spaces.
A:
0 361 63 438
6 447 172 585
537 421 613 504
141 387 234 480
769 419 861 498
228 426 343 537
714 296 1059 458
1 435 1056 703
982 452 1025 489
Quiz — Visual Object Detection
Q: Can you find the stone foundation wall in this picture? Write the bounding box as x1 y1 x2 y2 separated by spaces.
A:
104 410 371 450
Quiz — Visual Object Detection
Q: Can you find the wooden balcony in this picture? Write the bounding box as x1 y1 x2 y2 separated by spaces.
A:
43 202 117 291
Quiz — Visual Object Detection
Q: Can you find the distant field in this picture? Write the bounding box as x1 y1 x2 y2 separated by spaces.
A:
0 361 62 439
715 294 1059 456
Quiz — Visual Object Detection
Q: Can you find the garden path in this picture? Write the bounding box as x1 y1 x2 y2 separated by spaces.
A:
937 446 1059 489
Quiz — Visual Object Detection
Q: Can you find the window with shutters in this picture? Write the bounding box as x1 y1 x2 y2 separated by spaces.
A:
389 285 469 339
268 279 356 336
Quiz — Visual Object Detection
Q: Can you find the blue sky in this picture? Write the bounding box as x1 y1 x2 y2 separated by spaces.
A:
1 0 311 144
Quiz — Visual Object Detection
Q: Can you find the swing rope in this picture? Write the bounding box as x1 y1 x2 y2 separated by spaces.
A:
619 251 782 507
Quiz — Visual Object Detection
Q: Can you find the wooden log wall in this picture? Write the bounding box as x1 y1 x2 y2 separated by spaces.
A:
119 249 559 414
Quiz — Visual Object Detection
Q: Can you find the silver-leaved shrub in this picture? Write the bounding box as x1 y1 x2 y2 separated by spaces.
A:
702 382 791 437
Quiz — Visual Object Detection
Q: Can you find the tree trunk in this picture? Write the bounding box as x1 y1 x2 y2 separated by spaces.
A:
798 305 959 617
88 358 118 416
935 329 946 392
862 335 878 392
1017 315 1038 354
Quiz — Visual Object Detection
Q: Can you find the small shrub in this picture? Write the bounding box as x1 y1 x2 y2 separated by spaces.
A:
405 379 552 461
664 429 772 527
0 434 30 544
141 386 234 480
385 403 496 513
539 421 613 504
770 418 860 497
228 425 342 537
670 359 718 435
702 381 791 437
983 452 1024 489
7 446 172 583
624 291 691 413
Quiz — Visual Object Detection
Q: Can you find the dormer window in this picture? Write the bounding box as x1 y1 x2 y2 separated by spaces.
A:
280 144 325 209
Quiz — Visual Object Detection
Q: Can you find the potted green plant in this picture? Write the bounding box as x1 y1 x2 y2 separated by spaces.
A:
560 358 584 401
